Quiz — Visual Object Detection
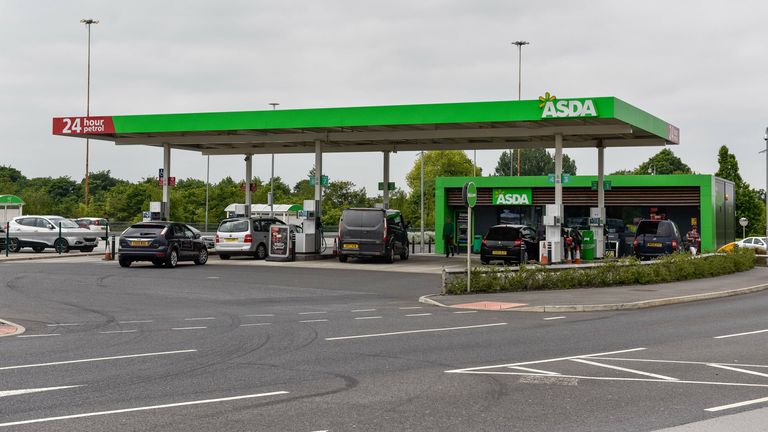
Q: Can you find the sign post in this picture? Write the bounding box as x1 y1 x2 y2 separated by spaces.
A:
739 217 748 240
462 182 477 293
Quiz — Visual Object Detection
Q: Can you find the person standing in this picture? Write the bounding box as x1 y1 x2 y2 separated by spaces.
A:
443 216 455 257
686 225 700 255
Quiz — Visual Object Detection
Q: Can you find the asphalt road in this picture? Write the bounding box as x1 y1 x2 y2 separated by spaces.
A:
1 257 768 431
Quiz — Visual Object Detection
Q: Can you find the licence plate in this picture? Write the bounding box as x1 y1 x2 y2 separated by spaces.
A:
492 250 507 256
344 243 359 249
224 238 238 242
647 242 663 247
130 241 150 247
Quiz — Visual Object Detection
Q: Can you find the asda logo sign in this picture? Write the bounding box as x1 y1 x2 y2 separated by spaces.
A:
493 188 532 206
538 92 598 119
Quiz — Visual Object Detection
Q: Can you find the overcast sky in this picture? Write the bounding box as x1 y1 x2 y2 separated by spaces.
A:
2 1 767 197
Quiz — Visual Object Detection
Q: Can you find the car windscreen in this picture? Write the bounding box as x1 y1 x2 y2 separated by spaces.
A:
47 218 80 229
486 227 521 241
123 226 165 237
218 220 250 233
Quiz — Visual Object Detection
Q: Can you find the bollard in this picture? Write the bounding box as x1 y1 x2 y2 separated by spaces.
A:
412 240 415 254
57 222 62 255
111 235 116 260
4 222 9 257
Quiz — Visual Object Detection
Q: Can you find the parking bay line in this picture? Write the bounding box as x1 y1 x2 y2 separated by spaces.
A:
0 349 197 371
570 358 678 381
300 319 329 323
98 330 137 334
0 391 289 428
240 323 272 327
543 316 566 321
17 334 59 338
705 395 768 412
184 317 216 321
326 323 508 341
118 320 153 324
351 309 377 312
714 328 768 339
171 327 207 330
405 313 432 317
354 316 382 320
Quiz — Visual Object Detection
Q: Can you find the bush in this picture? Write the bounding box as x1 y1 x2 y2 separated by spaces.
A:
445 249 757 295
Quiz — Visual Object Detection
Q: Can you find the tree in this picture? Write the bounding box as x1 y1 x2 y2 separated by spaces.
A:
715 145 766 237
634 149 692 175
494 149 577 176
320 180 371 226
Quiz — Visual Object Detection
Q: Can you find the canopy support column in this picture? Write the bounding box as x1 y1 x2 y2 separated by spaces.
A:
595 144 606 258
163 143 171 220
314 139 324 253
383 151 390 209
244 154 253 211
545 133 564 263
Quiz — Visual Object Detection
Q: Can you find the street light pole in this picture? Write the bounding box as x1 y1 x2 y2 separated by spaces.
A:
205 155 210 232
81 18 99 210
511 40 529 177
269 102 279 218
763 127 768 239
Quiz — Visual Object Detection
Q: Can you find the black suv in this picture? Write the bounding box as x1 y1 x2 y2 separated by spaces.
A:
118 222 208 268
480 225 538 265
633 219 683 259
338 208 409 263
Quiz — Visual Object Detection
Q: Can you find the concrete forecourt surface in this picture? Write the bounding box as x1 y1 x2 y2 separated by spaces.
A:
1 255 768 431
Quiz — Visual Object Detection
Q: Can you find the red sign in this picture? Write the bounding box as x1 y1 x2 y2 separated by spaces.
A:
52 116 115 135
240 183 257 192
157 177 176 187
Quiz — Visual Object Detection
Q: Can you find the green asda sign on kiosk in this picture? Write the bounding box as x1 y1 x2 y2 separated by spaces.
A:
493 188 532 205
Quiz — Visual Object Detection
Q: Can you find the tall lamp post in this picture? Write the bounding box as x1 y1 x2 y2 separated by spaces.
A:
762 127 768 238
269 102 280 218
81 18 99 209
511 40 529 177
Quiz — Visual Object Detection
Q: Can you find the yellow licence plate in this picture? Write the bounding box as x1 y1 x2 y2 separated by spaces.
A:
130 241 149 247
492 250 507 256
344 243 359 249
647 242 663 247
224 238 238 242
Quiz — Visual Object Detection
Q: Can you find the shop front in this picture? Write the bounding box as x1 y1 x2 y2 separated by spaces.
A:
435 174 734 255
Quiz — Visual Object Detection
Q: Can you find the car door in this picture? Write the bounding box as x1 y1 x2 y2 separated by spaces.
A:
37 217 57 246
170 224 189 258
12 218 35 244
183 225 201 256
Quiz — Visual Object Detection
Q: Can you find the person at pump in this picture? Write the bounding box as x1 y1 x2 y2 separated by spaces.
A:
686 225 700 255
443 216 455 257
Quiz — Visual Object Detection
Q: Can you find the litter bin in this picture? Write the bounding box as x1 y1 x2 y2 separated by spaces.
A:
472 234 483 254
580 230 595 261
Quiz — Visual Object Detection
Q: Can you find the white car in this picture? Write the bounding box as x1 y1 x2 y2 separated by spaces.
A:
736 237 767 252
74 217 110 236
8 215 99 253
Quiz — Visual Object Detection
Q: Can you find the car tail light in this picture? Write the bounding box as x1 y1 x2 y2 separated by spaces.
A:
514 239 522 247
244 234 253 243
671 239 678 249
215 234 220 243
482 236 487 247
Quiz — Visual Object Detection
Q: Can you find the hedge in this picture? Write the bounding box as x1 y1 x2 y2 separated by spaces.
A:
445 249 757 295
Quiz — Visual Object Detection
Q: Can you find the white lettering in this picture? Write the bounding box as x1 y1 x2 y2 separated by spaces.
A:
581 100 597 117
542 102 557 118
541 99 599 119
555 100 569 117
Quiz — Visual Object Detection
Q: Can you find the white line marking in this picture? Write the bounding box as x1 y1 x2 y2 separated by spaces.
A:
206 276 220 279
239 323 272 327
171 326 207 330
589 357 768 369
0 391 289 428
46 323 82 327
570 358 678 381
445 348 646 373
118 320 153 324
244 314 274 317
98 330 137 334
354 316 382 320
0 385 83 399
453 310 478 314
351 309 377 312
184 317 216 321
707 364 768 378
299 311 327 315
0 349 197 371
17 334 59 338
714 328 768 339
543 316 566 321
326 323 508 341
399 306 423 310
508 366 560 375
405 313 432 317
705 395 768 412
300 319 328 323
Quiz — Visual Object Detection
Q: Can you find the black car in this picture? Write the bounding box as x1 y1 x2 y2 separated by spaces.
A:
118 221 208 268
338 208 409 263
633 219 683 259
480 224 538 265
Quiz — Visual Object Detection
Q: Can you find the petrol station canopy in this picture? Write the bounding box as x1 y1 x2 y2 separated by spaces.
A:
52 96 679 154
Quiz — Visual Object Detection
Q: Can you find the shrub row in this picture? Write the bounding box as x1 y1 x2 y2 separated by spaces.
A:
445 249 756 295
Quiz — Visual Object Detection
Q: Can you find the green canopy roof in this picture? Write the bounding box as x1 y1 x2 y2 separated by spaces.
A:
0 195 24 205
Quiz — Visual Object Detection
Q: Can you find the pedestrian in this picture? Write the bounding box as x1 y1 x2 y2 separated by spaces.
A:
686 225 700 255
443 216 455 257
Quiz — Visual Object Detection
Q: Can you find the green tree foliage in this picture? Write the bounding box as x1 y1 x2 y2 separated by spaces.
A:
633 149 692 175
494 149 577 177
0 165 26 194
715 145 766 237
320 180 371 226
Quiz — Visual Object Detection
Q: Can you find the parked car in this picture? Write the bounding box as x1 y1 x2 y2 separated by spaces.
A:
735 237 767 253
118 221 208 268
74 217 110 238
215 217 286 260
480 224 538 265
338 208 409 263
633 219 684 259
7 215 99 253
188 226 215 250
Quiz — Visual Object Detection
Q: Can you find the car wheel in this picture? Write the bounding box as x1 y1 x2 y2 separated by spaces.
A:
400 243 409 260
338 254 348 263
80 247 94 253
218 254 231 260
166 248 179 268
8 238 21 253
255 243 267 260
385 244 395 264
119 257 132 268
194 248 208 265
54 238 69 254
32 246 45 253
481 257 490 265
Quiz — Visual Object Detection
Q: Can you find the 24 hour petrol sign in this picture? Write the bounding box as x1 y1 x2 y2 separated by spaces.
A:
52 116 115 135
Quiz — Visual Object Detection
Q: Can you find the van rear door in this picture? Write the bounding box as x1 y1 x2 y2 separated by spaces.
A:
341 209 385 254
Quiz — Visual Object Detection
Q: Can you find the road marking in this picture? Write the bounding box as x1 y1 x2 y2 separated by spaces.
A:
508 366 560 375
0 385 83 399
240 323 272 327
17 334 59 338
46 323 82 327
244 314 274 317
399 307 422 310
351 309 377 312
446 348 646 373
326 322 508 341
354 316 382 320
206 276 220 279
0 391 289 428
707 364 768 378
118 320 153 324
299 311 327 315
714 328 768 339
544 316 566 321
0 349 197 371
453 310 477 314
171 326 207 330
588 357 768 369
705 395 768 412
570 358 678 381
184 317 216 321
300 319 329 323
98 330 137 334
405 313 432 317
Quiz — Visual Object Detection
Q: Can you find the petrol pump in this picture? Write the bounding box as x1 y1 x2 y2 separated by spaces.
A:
543 204 563 263
590 207 605 258
145 202 166 222
296 199 320 254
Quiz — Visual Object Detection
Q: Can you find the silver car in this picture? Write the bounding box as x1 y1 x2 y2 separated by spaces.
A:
8 215 99 253
215 217 285 260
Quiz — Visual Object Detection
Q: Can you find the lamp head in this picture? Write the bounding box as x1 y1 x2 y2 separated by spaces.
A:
80 19 99 25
